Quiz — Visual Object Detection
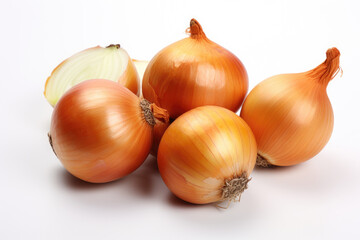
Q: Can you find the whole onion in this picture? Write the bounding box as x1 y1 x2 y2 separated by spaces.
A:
143 19 248 118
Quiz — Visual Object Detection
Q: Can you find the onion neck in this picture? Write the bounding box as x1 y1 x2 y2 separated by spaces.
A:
307 47 341 86
151 103 169 124
140 99 169 126
188 18 207 40
106 44 121 49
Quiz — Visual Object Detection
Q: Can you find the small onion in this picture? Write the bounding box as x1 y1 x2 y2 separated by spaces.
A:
240 48 341 167
158 106 257 204
49 79 168 183
44 44 139 106
143 19 248 119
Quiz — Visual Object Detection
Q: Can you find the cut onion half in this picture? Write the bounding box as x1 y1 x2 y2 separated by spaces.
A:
44 44 140 106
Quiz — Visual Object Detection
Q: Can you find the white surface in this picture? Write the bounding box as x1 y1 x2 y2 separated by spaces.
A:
1 0 359 239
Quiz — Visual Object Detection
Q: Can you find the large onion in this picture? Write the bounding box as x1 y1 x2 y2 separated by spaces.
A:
240 48 341 167
158 106 257 204
49 79 168 183
142 19 248 119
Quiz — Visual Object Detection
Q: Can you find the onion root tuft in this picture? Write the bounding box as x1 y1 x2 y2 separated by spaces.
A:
256 154 274 168
140 99 156 126
221 172 251 202
47 133 57 156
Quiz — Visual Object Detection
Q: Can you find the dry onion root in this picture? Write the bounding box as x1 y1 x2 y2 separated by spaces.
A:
49 79 169 183
158 106 257 204
142 18 248 119
44 44 140 106
240 48 341 167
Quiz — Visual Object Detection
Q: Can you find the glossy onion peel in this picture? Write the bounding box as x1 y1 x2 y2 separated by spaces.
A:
158 106 257 204
143 19 248 118
44 44 140 106
49 79 168 183
240 48 341 167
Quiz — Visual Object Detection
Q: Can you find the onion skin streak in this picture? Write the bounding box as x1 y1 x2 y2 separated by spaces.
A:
49 79 166 183
240 48 341 167
143 19 248 119
158 106 257 204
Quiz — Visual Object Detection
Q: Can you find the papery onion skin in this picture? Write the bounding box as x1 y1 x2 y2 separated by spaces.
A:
240 48 341 167
143 19 248 119
49 79 167 183
158 106 257 204
44 44 140 106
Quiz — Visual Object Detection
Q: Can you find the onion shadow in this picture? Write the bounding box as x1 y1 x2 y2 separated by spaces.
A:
58 168 119 190
167 193 225 210
57 154 162 197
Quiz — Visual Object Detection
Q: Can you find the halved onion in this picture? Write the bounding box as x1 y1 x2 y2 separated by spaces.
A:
44 44 139 106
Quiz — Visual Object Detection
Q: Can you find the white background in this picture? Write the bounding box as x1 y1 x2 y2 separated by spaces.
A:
1 0 359 239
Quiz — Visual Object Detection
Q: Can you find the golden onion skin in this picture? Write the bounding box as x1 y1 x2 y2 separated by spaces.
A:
143 19 248 119
240 48 341 167
158 106 257 204
50 79 152 183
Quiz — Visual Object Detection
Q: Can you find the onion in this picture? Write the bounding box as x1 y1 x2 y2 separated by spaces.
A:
44 44 139 106
158 106 257 204
142 19 248 119
240 48 341 167
49 79 169 183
